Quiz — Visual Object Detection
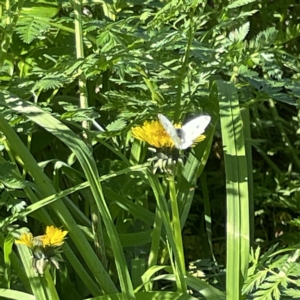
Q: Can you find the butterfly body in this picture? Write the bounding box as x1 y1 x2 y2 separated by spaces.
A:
158 113 211 149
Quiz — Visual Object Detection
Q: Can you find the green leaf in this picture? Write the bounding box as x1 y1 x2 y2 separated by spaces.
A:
106 119 127 131
21 1 59 19
0 289 35 300
227 0 258 9
0 162 27 189
16 17 50 43
229 22 250 42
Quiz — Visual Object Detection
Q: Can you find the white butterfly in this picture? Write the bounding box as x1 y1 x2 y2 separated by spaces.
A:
158 113 211 150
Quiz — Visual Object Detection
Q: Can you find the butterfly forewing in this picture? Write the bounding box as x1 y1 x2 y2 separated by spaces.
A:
157 114 181 148
180 115 211 149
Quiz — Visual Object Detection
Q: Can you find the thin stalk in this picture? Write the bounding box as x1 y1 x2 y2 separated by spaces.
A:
136 66 164 105
200 174 217 265
174 8 195 121
146 209 162 291
147 173 187 294
2 0 24 54
71 0 90 137
168 174 186 293
70 0 107 269
44 269 60 300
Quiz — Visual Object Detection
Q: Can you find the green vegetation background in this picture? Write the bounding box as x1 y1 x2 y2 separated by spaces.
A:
0 0 300 299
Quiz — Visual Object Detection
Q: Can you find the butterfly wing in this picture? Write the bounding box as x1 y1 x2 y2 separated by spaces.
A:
180 115 211 149
158 114 181 148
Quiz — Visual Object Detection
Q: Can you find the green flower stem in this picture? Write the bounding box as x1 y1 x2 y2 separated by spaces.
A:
147 173 187 293
168 174 187 293
44 268 59 300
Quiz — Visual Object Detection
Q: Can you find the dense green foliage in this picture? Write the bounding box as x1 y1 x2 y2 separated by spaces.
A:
0 0 300 299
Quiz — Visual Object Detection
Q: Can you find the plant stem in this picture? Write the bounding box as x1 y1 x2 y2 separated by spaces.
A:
168 174 187 293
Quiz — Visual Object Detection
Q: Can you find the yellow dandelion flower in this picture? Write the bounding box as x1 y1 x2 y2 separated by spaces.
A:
132 120 179 149
41 226 68 247
15 232 34 248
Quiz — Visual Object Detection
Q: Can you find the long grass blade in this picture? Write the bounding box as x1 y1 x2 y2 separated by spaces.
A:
216 80 250 299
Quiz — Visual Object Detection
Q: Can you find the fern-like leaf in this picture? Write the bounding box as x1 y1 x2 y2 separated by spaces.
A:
253 27 278 49
16 17 50 43
284 288 300 298
227 0 257 9
106 119 127 132
229 22 250 42
33 73 70 91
